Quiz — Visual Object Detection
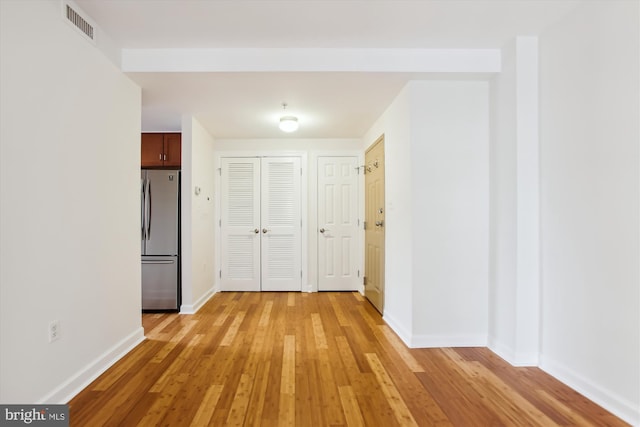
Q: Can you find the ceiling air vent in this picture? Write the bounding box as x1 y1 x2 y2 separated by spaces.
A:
64 2 95 42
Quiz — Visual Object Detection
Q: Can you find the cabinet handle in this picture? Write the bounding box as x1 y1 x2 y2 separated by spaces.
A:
159 154 162 160
164 154 167 161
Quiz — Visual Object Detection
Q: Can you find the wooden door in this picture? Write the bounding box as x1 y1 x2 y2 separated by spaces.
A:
364 137 385 313
220 158 261 291
318 156 359 291
260 157 302 291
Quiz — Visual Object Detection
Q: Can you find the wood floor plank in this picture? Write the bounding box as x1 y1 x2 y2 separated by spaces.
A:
68 292 630 427
280 335 296 395
377 325 425 373
150 333 203 392
328 293 351 326
189 384 224 427
338 385 365 427
258 300 274 327
225 373 254 426
219 310 246 346
311 312 328 349
365 352 419 426
136 372 189 426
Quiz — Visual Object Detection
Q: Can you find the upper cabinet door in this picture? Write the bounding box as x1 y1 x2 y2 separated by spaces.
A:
260 157 302 292
141 133 164 167
163 133 182 167
220 158 262 292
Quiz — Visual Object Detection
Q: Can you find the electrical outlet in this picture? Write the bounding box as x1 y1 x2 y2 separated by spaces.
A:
49 320 60 343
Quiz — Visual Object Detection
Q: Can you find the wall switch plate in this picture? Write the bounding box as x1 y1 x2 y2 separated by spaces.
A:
49 320 60 343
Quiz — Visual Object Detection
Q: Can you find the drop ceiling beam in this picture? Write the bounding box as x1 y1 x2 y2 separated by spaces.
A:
121 48 501 73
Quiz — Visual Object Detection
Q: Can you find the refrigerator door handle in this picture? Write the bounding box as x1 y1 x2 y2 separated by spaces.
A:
146 180 152 239
141 177 147 240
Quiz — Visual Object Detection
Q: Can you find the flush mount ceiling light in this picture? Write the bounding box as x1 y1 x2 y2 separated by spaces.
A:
279 103 299 133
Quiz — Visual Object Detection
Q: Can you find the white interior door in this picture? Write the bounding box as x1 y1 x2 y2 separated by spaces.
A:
261 157 302 291
318 156 360 291
220 158 261 291
220 157 302 292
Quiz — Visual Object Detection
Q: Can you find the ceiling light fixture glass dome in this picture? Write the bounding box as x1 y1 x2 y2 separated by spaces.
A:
279 116 299 132
278 103 299 132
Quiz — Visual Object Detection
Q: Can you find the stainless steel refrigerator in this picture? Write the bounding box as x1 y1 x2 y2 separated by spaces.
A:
141 170 180 311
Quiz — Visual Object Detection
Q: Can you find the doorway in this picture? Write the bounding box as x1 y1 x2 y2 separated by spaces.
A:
364 136 385 313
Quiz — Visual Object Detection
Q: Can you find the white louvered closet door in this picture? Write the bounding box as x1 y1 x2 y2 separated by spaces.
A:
220 158 261 291
260 157 302 291
220 157 302 292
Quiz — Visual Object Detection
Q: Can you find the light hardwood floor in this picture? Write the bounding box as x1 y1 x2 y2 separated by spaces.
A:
69 292 629 426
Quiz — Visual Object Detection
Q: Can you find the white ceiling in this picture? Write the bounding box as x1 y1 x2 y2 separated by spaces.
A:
75 0 581 138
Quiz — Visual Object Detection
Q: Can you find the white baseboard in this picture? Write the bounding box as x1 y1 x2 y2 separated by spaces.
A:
540 354 640 426
382 312 413 346
382 312 488 349
180 287 216 314
488 336 538 367
39 327 145 404
410 333 487 349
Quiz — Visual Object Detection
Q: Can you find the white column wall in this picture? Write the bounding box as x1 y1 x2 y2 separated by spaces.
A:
363 81 489 347
489 39 518 361
488 37 540 366
513 37 540 365
409 81 490 347
180 116 217 313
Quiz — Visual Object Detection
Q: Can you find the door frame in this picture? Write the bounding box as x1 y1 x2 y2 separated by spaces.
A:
214 151 308 292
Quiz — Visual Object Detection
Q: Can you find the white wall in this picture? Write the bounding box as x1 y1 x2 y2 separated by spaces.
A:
410 81 490 347
213 138 363 292
0 0 143 403
363 81 490 347
180 116 217 313
363 87 414 342
539 1 639 424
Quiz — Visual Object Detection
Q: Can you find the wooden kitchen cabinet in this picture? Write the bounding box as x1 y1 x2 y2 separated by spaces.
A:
141 133 181 168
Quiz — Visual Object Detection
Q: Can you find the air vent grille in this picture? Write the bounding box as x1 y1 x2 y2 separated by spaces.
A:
65 4 94 40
